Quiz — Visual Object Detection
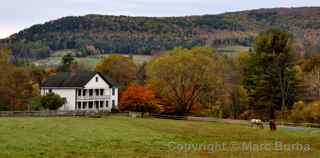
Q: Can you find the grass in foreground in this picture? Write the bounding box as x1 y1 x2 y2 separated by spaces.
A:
0 115 319 158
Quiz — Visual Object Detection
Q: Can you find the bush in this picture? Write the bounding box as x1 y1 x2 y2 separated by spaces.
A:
111 107 120 113
290 101 320 123
40 93 66 110
30 96 42 110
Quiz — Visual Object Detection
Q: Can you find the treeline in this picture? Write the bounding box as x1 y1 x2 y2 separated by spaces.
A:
0 48 51 110
5 14 246 59
2 7 320 59
95 29 319 122
1 28 320 122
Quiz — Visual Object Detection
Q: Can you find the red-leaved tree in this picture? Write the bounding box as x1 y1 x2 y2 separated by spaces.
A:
119 84 162 114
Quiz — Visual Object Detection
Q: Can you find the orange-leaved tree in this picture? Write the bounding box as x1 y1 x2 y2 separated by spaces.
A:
119 84 162 114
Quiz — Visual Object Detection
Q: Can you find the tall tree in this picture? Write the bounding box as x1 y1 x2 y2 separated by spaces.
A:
0 48 12 109
6 68 34 110
229 52 252 119
57 53 75 72
0 48 34 110
146 47 225 115
96 54 138 90
243 29 300 119
301 54 320 100
136 62 147 85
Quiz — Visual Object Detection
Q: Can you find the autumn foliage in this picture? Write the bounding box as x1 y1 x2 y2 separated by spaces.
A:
96 54 138 90
146 47 226 115
0 48 39 110
119 84 162 113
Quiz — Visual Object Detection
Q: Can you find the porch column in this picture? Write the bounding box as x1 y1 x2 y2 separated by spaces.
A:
80 102 83 111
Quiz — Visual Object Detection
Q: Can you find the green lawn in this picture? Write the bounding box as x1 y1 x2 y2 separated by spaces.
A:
0 116 319 158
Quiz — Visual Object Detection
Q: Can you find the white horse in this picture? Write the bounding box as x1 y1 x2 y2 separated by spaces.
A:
251 119 264 129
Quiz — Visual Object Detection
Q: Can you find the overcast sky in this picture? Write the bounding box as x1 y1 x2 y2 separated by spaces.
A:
1 0 320 39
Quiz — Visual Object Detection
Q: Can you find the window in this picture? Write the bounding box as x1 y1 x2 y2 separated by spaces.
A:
49 89 52 93
95 89 99 96
77 89 81 96
96 77 99 82
83 89 87 96
95 101 99 109
89 102 93 109
112 88 115 96
100 89 104 96
100 101 104 108
83 102 87 109
106 101 109 108
112 100 115 107
77 102 81 110
89 89 93 96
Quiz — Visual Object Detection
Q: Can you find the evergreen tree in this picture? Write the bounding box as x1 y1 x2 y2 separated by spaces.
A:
243 29 300 119
57 53 75 72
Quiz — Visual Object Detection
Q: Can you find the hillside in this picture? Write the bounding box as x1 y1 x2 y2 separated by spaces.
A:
2 7 320 59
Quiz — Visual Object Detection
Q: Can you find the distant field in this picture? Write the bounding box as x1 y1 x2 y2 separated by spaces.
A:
216 45 250 54
33 46 248 69
0 115 318 158
33 50 153 69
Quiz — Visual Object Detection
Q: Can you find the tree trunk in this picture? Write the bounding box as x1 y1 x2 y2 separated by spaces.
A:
270 105 275 119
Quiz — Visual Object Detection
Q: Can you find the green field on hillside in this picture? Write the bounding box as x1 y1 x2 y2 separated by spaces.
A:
33 50 153 69
0 115 319 158
32 46 248 69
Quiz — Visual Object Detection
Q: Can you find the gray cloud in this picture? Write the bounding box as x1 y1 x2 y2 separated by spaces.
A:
0 0 320 38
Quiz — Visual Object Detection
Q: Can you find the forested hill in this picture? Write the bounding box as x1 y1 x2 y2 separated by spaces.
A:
2 7 320 59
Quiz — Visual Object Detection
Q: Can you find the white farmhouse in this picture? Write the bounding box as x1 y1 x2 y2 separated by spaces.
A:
41 72 118 111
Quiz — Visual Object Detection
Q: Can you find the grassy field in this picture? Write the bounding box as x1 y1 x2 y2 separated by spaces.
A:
33 46 248 69
33 50 153 69
0 116 319 158
216 45 250 54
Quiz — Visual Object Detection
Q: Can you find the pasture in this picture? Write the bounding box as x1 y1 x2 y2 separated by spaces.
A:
0 115 319 158
32 46 248 69
33 49 153 69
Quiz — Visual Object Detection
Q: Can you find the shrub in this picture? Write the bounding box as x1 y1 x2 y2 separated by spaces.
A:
40 93 66 110
290 101 320 123
30 96 42 110
111 107 120 113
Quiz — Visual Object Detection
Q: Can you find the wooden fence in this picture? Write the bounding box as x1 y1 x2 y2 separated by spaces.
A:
151 114 186 120
0 111 110 117
278 122 320 128
0 111 319 128
128 113 320 128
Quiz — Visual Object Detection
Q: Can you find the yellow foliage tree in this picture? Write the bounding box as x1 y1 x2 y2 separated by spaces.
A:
0 48 35 110
146 47 226 115
96 54 138 90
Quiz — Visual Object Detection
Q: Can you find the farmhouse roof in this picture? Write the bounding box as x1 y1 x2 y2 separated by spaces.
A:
41 71 117 88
